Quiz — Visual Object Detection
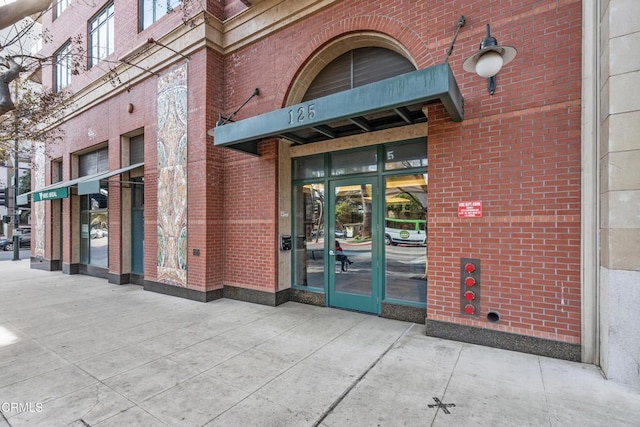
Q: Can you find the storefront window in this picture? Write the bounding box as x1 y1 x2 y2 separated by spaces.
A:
80 186 109 268
384 174 427 303
293 183 325 290
292 141 427 307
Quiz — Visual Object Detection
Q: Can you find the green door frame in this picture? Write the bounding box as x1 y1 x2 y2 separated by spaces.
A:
291 139 428 313
327 176 380 314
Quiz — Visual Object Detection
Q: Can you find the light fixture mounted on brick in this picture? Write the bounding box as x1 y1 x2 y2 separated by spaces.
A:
463 24 517 95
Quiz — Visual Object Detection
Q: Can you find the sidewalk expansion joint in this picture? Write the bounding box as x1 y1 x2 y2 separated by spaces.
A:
312 322 416 426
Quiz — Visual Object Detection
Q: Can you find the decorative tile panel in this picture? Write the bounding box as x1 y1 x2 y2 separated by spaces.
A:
156 64 188 286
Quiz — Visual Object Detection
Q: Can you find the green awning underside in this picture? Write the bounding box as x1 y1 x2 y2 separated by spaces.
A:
210 63 463 155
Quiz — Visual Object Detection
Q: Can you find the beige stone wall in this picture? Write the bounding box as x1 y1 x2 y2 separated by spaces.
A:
599 0 640 387
601 0 640 270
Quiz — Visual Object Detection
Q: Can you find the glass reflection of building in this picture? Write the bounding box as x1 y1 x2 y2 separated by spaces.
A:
80 187 109 268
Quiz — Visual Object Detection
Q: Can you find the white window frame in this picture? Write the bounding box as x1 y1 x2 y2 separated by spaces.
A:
140 0 181 31
54 0 71 19
89 3 115 68
54 42 71 92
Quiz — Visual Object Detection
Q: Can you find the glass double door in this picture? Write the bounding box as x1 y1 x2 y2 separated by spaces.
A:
328 178 379 314
293 140 428 314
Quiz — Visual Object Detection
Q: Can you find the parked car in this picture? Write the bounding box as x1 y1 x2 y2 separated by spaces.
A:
0 232 31 251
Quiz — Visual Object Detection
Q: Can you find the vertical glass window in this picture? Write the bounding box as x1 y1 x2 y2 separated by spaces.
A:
54 0 71 19
384 174 427 304
80 186 109 268
293 183 325 290
52 160 63 184
130 135 144 164
89 3 115 68
80 211 89 264
54 43 71 92
333 182 374 297
131 177 145 275
140 0 182 31
132 178 144 208
79 148 109 268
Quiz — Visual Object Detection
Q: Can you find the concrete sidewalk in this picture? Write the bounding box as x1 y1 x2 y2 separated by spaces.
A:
1 260 639 426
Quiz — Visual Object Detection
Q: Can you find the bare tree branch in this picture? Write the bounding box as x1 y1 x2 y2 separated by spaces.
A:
0 82 73 162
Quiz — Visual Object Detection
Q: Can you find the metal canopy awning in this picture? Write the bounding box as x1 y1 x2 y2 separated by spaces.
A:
209 62 463 155
19 163 144 204
77 162 144 195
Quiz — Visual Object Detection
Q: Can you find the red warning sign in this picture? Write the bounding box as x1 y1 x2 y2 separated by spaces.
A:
458 200 482 218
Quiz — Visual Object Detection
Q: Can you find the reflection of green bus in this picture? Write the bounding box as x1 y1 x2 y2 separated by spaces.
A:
384 218 426 246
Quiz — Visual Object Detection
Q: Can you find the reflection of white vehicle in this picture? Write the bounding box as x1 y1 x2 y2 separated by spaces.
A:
311 228 346 239
90 228 108 239
384 218 426 246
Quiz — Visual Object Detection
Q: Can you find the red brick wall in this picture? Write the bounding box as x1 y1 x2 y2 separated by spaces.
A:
38 0 226 288
221 141 278 291
427 103 581 342
204 50 226 291
185 51 226 292
39 0 582 344
219 0 582 342
423 0 582 342
44 72 159 271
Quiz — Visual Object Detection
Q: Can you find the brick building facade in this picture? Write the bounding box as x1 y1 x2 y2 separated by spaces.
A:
26 0 640 387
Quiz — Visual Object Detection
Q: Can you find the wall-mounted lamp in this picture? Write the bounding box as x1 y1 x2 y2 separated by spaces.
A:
462 24 517 95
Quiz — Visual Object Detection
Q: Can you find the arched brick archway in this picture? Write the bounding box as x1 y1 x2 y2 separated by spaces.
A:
277 15 434 107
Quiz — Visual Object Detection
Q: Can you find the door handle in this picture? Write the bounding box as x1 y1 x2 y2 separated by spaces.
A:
329 250 335 256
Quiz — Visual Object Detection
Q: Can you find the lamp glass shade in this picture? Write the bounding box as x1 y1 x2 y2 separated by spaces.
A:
475 51 504 78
